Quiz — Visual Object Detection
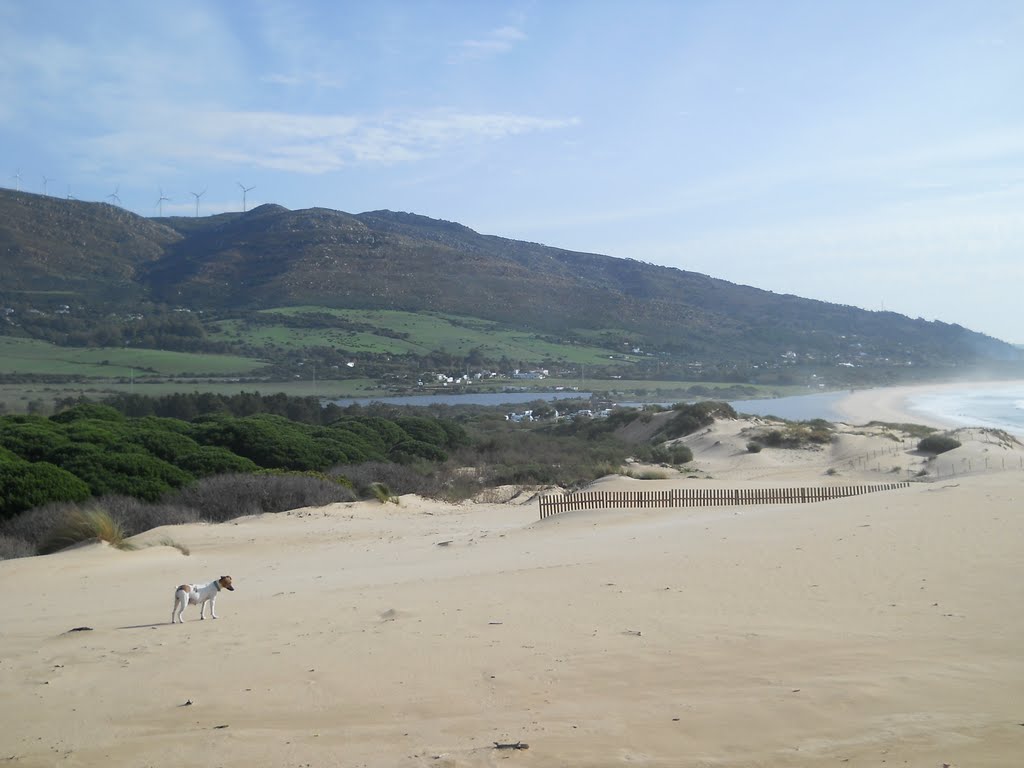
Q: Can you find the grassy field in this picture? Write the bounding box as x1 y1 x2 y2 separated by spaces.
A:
211 307 639 366
0 337 268 377
0 374 807 415
0 311 805 415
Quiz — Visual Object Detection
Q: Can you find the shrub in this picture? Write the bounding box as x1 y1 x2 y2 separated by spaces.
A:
59 449 194 501
331 461 442 498
0 502 78 548
92 495 201 536
192 414 339 470
123 427 202 463
393 416 448 447
755 422 833 449
0 534 35 560
168 472 357 522
0 417 72 462
656 401 737 441
918 434 961 455
388 439 447 463
747 441 763 453
669 445 694 464
0 459 92 520
39 507 134 554
369 481 398 504
50 403 125 424
174 446 259 477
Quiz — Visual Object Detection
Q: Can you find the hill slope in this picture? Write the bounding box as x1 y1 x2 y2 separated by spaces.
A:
0 188 1015 366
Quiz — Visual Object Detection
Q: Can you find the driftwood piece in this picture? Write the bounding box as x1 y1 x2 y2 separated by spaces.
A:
494 741 529 750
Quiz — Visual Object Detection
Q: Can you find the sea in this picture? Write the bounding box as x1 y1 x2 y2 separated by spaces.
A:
731 382 1024 438
902 383 1024 437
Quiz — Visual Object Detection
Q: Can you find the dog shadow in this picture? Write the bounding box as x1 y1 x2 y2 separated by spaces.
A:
117 622 171 630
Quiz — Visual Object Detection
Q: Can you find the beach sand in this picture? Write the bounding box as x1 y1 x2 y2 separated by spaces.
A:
834 379 1024 434
2 391 1023 767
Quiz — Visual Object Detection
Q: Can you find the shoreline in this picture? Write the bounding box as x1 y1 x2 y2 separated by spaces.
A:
833 379 1024 435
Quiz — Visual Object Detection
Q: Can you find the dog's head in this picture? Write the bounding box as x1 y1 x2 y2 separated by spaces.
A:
218 575 235 591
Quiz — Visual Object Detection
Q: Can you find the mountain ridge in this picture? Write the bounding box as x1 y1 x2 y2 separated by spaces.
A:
0 188 1015 368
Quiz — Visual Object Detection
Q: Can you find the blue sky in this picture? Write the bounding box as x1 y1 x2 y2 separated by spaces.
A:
2 1 1023 343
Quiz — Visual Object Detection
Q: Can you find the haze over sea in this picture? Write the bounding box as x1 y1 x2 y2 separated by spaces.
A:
736 382 1024 438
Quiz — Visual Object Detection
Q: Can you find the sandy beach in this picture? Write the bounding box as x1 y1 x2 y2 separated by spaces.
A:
834 379 1024 435
2 389 1023 767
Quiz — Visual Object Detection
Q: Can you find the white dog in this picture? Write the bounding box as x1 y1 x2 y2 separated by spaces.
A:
171 576 234 623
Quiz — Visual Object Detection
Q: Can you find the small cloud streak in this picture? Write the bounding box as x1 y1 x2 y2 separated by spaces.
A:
80 109 578 175
457 25 526 59
262 72 347 89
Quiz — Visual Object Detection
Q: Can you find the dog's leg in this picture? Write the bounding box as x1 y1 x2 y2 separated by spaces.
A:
172 594 185 623
199 598 207 620
210 596 218 619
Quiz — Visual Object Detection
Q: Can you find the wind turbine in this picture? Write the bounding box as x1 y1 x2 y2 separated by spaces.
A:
66 185 76 200
42 175 54 196
238 182 255 212
190 187 206 217
156 188 171 217
11 169 22 191
107 185 122 207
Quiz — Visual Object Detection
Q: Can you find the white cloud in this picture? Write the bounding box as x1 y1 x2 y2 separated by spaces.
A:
78 109 578 175
262 72 347 89
456 24 526 59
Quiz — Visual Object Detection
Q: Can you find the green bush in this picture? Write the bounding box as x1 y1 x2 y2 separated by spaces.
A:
747 441 763 453
0 417 72 462
756 421 833 449
123 426 202 462
59 450 194 501
657 401 737 441
192 414 339 470
389 439 448 463
51 403 126 424
369 481 398 504
0 458 91 520
174 446 259 477
918 434 961 455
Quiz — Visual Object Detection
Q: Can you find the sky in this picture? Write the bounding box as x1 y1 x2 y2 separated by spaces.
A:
2 1 1023 343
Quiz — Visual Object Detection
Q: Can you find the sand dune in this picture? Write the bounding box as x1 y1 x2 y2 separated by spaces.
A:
2 393 1023 767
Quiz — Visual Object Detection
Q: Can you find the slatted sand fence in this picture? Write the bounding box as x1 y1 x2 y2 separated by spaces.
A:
538 482 910 519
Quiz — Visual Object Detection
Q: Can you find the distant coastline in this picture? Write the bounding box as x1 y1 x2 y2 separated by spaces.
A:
834 380 1024 437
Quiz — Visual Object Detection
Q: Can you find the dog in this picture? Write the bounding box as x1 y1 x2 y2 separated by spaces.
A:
171 576 234 623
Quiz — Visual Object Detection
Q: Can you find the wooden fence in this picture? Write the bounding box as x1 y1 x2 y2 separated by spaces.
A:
538 483 910 520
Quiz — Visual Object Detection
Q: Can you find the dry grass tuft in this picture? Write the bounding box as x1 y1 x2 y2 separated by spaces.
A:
149 536 190 556
40 508 136 555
